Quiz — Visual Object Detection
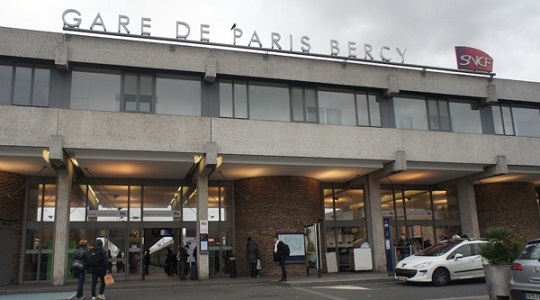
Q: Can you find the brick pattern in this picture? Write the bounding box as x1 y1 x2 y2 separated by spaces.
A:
234 176 322 277
475 182 540 243
0 171 26 284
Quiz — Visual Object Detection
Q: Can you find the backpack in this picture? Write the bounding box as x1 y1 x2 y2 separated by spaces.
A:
88 250 102 268
283 243 290 257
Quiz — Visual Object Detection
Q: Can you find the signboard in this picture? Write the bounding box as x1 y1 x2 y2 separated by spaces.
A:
455 46 493 72
88 210 127 218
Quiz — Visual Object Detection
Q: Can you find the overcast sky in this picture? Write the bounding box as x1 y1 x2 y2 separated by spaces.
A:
1 0 539 82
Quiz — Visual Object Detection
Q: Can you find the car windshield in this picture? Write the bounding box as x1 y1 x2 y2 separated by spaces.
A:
416 240 463 257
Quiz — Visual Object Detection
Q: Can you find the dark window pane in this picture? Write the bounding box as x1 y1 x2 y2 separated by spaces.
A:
501 106 514 135
32 68 50 106
439 101 450 131
305 89 317 123
291 87 304 121
13 66 32 105
492 105 504 134
449 102 482 133
0 65 12 105
513 107 540 137
71 70 121 112
156 75 201 116
234 81 248 118
124 74 137 111
219 81 233 117
428 99 439 130
394 97 428 130
356 92 369 126
318 89 356 126
249 82 290 122
368 94 381 126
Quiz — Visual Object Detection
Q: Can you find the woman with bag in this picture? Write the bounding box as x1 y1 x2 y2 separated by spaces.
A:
246 237 260 278
73 240 89 300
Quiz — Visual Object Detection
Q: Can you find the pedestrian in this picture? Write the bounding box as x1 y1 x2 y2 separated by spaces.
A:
397 233 411 260
144 249 150 275
177 245 189 280
116 251 125 273
273 235 287 282
88 239 108 300
73 239 90 300
246 237 260 277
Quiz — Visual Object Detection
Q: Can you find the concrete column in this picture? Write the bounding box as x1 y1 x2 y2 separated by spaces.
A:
365 174 386 272
52 160 73 285
457 179 480 239
195 169 209 280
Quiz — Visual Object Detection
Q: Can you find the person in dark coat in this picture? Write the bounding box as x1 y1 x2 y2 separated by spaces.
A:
246 237 260 277
73 239 90 300
273 235 288 281
144 249 150 275
89 239 108 300
177 245 189 280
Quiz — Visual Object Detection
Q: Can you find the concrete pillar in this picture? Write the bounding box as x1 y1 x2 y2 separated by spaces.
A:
365 174 386 272
457 179 480 239
52 160 73 285
195 168 209 280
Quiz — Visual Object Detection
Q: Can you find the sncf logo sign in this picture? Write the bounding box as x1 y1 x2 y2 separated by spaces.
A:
455 46 493 72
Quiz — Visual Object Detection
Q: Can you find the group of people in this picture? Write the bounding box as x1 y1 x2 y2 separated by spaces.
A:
72 239 109 300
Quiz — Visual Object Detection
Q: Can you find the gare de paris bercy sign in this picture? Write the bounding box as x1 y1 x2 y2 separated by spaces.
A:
61 9 407 63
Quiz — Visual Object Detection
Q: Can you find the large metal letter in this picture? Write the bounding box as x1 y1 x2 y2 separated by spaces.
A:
379 46 391 62
301 36 311 53
176 21 190 40
248 30 262 47
233 28 243 45
271 32 282 50
396 48 407 63
62 9 81 28
364 44 374 60
200 24 210 42
348 41 357 58
330 40 340 56
90 13 107 31
118 15 130 34
141 17 151 36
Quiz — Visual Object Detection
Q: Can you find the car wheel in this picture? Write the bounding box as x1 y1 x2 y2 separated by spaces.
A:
432 267 450 286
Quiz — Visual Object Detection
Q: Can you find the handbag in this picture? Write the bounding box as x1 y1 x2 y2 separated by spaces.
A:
104 274 115 286
256 259 261 270
72 260 85 271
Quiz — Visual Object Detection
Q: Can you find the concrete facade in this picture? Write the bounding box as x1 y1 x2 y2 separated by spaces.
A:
0 26 539 284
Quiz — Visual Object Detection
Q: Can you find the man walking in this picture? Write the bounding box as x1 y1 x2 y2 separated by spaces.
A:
88 239 108 300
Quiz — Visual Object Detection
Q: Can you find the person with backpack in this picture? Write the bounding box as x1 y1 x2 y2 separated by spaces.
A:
88 239 109 300
273 235 289 282
73 239 90 300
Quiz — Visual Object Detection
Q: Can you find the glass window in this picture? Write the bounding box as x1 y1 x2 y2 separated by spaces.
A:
394 97 428 130
492 105 504 135
13 66 32 105
32 68 50 107
512 106 540 137
249 82 290 122
124 73 138 112
433 188 460 220
502 105 515 135
449 101 482 133
122 73 154 113
87 185 128 222
403 190 432 221
156 75 201 116
318 89 356 125
356 92 381 127
0 64 12 105
427 99 451 131
70 70 121 111
70 184 87 221
219 80 247 118
291 86 317 123
143 186 180 222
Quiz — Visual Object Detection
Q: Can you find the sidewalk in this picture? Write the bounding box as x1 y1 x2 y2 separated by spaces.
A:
0 271 394 299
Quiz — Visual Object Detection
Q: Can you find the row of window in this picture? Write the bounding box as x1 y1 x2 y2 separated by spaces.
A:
1 63 540 137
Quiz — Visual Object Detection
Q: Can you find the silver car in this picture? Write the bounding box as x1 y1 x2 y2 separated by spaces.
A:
510 238 540 300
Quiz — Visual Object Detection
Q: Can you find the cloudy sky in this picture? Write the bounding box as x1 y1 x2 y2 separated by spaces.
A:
1 0 539 82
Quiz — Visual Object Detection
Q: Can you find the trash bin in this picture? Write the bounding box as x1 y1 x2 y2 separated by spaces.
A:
229 255 237 278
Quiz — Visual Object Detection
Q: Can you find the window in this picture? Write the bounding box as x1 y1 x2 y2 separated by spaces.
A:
449 101 482 133
318 89 356 125
427 99 451 131
219 80 247 118
155 74 201 116
394 97 429 130
249 82 290 122
0 63 50 106
70 69 121 111
492 103 540 137
356 92 381 127
291 86 317 123
123 73 154 113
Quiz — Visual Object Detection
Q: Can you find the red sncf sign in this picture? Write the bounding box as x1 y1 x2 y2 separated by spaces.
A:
455 46 493 72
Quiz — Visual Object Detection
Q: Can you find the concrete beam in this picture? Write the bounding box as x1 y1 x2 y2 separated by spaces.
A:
204 57 217 83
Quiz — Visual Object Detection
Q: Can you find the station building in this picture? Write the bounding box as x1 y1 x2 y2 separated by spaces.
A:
0 26 539 286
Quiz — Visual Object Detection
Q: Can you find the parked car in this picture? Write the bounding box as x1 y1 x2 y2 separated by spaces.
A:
394 238 487 286
510 238 540 300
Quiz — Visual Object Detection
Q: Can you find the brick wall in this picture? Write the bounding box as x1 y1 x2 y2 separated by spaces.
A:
475 182 540 243
0 171 26 284
234 176 322 278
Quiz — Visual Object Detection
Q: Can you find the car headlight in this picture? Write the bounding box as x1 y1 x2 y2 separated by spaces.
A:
413 261 433 269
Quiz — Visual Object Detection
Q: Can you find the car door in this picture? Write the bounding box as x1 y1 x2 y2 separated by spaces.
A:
447 243 484 279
